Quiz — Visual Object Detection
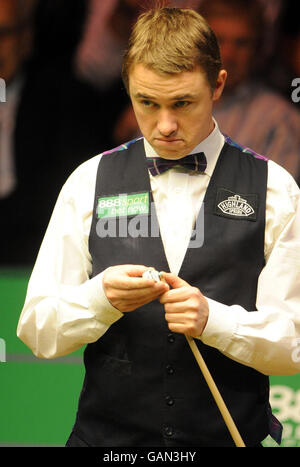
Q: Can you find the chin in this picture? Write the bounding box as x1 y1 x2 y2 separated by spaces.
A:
153 143 188 160
155 150 185 160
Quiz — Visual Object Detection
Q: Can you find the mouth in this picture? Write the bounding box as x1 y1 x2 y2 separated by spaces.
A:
155 138 182 144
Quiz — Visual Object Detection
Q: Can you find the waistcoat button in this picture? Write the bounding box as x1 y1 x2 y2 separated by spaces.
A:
167 333 175 343
165 395 175 406
164 426 174 437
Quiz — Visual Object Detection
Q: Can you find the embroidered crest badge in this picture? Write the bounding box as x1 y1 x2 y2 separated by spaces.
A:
215 188 258 221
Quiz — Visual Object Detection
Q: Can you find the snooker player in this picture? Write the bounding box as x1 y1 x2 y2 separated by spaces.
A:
18 6 300 447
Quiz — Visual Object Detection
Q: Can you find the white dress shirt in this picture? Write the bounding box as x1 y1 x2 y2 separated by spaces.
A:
17 121 300 376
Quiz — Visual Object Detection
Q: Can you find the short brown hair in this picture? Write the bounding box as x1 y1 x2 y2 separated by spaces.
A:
122 7 222 93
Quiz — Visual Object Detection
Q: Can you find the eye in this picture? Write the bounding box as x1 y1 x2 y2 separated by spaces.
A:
174 101 190 109
141 100 156 108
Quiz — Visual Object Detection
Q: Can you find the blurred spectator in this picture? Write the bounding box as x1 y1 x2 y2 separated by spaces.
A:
75 0 141 91
0 0 107 266
198 0 300 184
32 0 87 67
267 0 300 99
74 0 144 152
281 1 300 80
110 0 300 181
75 0 201 91
0 0 36 199
75 0 202 146
256 0 283 71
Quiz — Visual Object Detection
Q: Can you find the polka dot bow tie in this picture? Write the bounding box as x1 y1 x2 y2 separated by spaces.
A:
147 152 207 176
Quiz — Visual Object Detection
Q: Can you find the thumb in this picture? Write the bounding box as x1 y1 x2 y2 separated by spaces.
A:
160 271 189 289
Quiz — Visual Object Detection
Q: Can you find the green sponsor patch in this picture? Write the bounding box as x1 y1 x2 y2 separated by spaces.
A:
97 192 149 219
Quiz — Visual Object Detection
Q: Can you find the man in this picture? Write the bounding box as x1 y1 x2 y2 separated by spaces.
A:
198 0 300 185
0 0 107 266
0 0 35 200
17 7 300 447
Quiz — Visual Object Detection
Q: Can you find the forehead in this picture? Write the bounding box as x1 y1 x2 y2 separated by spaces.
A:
129 64 210 100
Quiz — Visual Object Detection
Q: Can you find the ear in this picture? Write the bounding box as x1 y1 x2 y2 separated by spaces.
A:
212 69 227 102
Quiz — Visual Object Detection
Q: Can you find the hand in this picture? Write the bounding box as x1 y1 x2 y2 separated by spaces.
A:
160 272 209 338
103 265 169 313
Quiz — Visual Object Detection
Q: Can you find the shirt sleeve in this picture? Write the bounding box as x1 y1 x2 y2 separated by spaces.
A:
200 162 300 376
17 158 123 359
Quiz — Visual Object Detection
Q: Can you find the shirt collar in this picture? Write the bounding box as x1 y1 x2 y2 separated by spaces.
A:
143 118 224 177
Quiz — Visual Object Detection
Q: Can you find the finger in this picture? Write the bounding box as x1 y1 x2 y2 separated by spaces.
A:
167 322 191 335
124 292 166 310
164 301 188 313
114 287 170 312
160 286 193 304
165 315 201 337
165 314 185 326
125 265 154 277
165 309 197 321
160 272 190 289
108 282 168 300
106 270 160 291
111 277 162 290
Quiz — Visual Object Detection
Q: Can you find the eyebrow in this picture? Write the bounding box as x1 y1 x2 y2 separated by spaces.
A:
133 92 197 100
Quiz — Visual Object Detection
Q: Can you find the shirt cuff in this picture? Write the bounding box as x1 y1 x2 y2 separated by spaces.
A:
87 272 124 326
199 297 239 352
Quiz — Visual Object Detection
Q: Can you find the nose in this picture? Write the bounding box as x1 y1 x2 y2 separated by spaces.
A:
157 110 178 137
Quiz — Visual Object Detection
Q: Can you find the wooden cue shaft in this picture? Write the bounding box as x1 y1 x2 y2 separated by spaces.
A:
156 271 245 446
185 334 246 447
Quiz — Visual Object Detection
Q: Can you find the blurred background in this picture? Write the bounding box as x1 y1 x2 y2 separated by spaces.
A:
0 0 300 447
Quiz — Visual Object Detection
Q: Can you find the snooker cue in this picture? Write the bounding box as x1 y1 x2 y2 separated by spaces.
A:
144 269 246 447
185 334 246 447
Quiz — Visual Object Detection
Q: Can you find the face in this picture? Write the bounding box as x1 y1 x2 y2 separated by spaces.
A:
129 64 226 159
0 0 31 83
208 15 257 90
